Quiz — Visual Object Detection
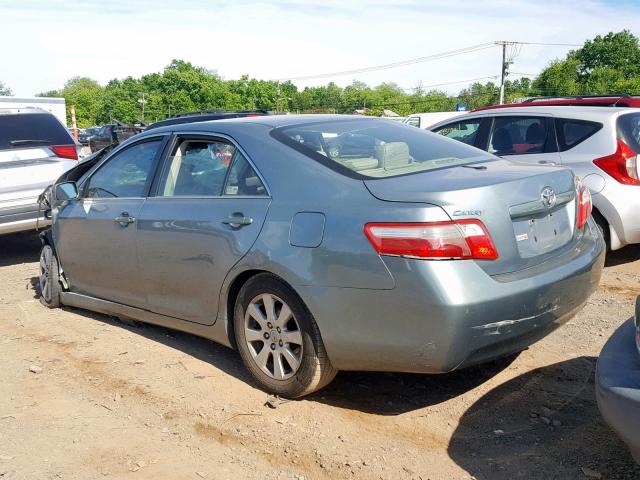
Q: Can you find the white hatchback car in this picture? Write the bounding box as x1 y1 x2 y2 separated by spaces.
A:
429 104 640 251
0 108 79 235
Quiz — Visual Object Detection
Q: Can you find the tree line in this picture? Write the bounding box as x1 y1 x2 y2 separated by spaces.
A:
2 30 639 128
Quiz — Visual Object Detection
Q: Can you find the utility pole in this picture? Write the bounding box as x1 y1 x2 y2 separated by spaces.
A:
138 92 147 122
497 41 512 105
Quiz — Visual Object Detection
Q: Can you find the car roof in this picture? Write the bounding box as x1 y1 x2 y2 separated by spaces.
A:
144 114 388 135
0 107 52 115
459 105 640 119
474 95 640 111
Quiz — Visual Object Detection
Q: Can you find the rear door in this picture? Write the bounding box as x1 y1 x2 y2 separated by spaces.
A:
136 134 271 325
486 115 561 166
55 136 167 307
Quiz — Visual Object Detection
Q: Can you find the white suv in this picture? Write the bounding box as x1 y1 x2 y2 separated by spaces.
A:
429 104 640 251
0 108 79 235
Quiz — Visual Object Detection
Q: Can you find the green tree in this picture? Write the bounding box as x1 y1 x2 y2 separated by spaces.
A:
38 77 104 127
571 30 640 78
0 81 12 96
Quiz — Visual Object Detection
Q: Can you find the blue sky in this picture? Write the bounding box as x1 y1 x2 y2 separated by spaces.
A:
1 0 639 97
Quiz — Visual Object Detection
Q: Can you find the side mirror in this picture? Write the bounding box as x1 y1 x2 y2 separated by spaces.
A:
54 181 79 202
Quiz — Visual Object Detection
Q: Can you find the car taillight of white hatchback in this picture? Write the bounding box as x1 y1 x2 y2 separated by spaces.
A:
593 139 640 186
364 220 499 260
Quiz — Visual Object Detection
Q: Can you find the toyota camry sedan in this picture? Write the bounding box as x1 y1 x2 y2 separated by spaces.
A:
39 115 605 397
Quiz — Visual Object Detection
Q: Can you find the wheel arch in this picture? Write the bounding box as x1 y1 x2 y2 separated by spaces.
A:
221 268 320 350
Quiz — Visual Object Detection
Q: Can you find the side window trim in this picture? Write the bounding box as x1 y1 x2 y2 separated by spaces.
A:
149 132 271 198
81 135 169 199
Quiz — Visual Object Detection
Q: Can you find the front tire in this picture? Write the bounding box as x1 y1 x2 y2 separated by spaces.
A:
234 274 337 398
39 244 61 308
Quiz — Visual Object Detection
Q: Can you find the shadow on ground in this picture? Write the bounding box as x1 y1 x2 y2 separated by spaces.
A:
606 243 640 267
448 355 640 480
0 231 42 267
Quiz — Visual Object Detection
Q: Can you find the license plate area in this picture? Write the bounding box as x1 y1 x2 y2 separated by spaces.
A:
513 208 573 258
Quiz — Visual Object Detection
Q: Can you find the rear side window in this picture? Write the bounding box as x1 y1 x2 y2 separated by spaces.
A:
433 119 482 147
488 116 553 156
0 113 73 151
556 118 602 152
617 113 640 153
272 119 491 179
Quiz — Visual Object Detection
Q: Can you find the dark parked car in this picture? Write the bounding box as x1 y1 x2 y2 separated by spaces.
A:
78 127 100 146
39 115 604 398
89 123 144 152
596 296 640 463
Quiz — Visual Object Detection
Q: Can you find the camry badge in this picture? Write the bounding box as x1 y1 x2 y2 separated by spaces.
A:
540 187 557 209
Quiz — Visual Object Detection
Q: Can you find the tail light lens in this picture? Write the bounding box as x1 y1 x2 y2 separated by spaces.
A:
593 139 639 185
576 180 592 229
49 145 78 160
364 220 498 260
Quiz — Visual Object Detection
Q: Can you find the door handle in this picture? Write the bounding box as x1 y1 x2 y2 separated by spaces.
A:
222 213 253 228
114 211 135 227
538 160 557 166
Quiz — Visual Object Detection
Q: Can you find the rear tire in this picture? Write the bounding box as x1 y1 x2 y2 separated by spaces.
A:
38 244 61 308
592 210 610 252
234 274 337 398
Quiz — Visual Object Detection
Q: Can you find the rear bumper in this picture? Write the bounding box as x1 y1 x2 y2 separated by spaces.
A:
0 206 49 235
593 182 640 248
298 220 605 373
596 305 640 464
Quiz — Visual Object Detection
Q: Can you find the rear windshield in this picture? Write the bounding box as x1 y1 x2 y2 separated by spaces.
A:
272 119 491 179
618 113 640 153
0 112 73 151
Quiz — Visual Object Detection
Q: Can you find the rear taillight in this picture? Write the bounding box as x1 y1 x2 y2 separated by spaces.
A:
364 220 498 260
49 145 78 160
593 139 640 186
576 180 592 229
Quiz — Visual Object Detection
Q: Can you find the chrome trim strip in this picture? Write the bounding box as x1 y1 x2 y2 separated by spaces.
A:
509 189 575 218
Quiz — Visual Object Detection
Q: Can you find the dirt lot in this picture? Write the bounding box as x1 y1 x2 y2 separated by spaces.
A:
0 232 639 480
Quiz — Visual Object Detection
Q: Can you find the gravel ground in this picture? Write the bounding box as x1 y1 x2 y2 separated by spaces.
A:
0 231 638 480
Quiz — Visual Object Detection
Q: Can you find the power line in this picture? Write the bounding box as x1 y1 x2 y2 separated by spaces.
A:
273 43 496 81
409 75 499 91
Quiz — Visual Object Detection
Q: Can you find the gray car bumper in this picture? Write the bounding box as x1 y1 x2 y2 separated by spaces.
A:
298 226 605 373
596 300 640 464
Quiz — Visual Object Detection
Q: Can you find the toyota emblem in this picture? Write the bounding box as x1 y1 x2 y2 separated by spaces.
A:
540 187 557 209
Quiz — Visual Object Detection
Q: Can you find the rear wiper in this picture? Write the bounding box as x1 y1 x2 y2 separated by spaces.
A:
10 139 50 146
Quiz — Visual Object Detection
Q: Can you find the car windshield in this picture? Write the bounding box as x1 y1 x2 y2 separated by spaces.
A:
273 118 491 178
618 113 640 153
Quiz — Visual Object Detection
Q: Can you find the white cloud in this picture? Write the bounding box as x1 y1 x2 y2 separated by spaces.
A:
1 0 639 96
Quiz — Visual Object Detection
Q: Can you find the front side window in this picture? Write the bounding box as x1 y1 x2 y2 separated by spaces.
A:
273 119 491 179
84 139 162 198
158 139 266 197
433 119 482 146
488 116 552 156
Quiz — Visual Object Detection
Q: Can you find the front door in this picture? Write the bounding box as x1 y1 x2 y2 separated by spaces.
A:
54 137 166 307
136 136 271 325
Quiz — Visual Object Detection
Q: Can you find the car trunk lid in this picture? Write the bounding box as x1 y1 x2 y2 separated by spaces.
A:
364 159 579 275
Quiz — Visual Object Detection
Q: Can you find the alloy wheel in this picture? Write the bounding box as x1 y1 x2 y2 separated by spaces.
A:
39 245 53 303
244 293 303 380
